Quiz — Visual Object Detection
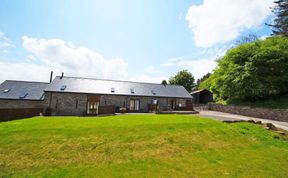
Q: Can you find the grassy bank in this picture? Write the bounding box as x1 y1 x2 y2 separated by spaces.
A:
218 94 288 109
0 115 288 177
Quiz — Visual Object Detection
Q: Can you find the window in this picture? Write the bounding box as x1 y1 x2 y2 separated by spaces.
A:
130 88 135 94
3 89 10 93
153 99 158 105
19 92 28 99
170 99 176 110
87 101 99 114
55 99 58 108
75 100 78 109
60 85 66 91
129 99 140 111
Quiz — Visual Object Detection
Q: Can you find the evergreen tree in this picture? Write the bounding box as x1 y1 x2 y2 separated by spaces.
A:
195 73 211 90
269 0 288 36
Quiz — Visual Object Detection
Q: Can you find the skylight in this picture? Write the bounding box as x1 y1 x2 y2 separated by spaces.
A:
19 92 28 99
151 90 156 95
60 85 67 91
130 88 135 94
3 89 10 93
111 88 115 93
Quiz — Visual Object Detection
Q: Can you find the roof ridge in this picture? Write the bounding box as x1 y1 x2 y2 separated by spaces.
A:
4 80 50 84
55 76 183 87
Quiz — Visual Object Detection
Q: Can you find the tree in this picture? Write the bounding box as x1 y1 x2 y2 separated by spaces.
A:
235 33 259 45
268 0 288 36
161 80 167 85
195 73 211 90
169 70 195 92
203 36 288 101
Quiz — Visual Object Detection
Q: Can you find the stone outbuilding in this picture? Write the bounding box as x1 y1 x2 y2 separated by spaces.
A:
44 76 193 116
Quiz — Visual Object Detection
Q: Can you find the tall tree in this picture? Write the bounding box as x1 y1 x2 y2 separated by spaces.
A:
195 73 211 90
268 0 288 36
161 80 167 85
235 33 259 45
169 70 195 92
204 36 288 101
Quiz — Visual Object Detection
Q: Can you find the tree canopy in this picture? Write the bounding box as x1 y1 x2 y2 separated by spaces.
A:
268 0 288 36
169 70 195 92
201 36 288 101
195 73 211 90
161 80 167 85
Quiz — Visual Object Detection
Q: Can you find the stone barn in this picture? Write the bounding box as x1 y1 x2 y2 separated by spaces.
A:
44 76 193 116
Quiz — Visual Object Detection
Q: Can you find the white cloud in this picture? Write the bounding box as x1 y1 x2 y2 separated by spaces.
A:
144 65 159 75
0 32 14 51
22 36 128 79
0 36 128 82
128 74 167 84
163 46 230 79
0 36 128 81
164 57 216 80
186 0 274 48
0 62 58 82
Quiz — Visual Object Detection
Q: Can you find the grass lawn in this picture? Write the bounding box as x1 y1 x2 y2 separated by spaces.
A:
1 115 288 177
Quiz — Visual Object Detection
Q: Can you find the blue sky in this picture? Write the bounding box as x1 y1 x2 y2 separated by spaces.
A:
0 0 274 83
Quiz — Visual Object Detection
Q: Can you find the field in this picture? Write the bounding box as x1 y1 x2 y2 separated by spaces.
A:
1 114 288 177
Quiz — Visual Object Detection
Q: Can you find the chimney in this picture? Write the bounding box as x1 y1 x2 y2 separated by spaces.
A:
49 71 53 83
60 72 64 79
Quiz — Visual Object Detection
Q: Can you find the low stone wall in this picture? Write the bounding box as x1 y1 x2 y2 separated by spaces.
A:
208 103 288 122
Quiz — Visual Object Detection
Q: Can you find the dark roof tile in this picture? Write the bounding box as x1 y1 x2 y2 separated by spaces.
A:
0 80 49 100
45 76 192 98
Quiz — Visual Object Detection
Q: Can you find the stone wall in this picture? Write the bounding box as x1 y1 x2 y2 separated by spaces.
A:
0 99 44 109
44 92 190 115
44 92 87 116
208 103 288 122
99 95 188 112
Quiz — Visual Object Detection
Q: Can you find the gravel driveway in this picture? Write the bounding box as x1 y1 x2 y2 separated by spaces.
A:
198 110 288 131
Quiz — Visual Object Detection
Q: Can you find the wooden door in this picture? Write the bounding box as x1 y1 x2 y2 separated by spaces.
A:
171 100 176 110
87 101 99 115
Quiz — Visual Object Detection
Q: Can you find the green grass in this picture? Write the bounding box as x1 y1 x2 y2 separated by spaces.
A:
1 115 288 178
218 94 288 109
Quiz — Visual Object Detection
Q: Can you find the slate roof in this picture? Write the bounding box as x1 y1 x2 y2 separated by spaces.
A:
45 76 192 98
190 89 212 95
0 80 49 100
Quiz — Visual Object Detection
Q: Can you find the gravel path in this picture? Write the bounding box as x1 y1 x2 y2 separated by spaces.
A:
198 110 288 131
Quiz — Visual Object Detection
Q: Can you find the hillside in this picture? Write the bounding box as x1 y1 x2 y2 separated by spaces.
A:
220 94 288 109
